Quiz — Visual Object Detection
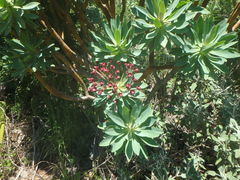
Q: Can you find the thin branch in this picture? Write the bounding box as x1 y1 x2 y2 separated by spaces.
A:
149 50 154 65
53 52 89 95
146 68 178 102
138 64 174 82
39 17 85 65
71 0 94 32
139 0 145 7
109 0 116 18
202 0 210 8
29 69 94 101
232 20 240 31
228 2 240 31
95 0 111 21
51 0 89 54
83 0 89 9
194 0 211 20
120 0 126 21
48 68 70 75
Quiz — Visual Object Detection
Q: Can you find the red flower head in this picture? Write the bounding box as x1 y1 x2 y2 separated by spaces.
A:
130 90 135 95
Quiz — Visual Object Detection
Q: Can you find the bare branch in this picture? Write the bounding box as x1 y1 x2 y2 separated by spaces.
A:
232 20 240 31
95 0 112 21
53 53 89 96
51 0 89 54
109 0 116 18
39 17 85 66
228 2 240 31
139 0 145 7
146 68 178 102
29 69 94 101
120 0 126 21
138 64 174 82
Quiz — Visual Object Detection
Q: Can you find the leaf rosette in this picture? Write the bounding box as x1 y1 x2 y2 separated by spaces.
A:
179 17 240 79
98 101 163 161
132 0 208 49
91 17 141 62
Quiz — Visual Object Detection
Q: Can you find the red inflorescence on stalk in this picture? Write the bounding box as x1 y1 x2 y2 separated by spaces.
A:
87 61 141 100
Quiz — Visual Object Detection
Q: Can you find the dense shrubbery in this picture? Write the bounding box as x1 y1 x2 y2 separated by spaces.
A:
1 0 240 179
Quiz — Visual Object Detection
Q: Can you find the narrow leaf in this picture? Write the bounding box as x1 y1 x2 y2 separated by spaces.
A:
210 49 240 59
134 106 153 127
104 24 116 45
99 136 113 147
125 141 133 162
132 139 141 156
22 2 40 10
105 110 125 127
141 137 159 147
167 2 192 22
111 135 126 152
135 6 155 20
136 128 162 138
165 0 180 17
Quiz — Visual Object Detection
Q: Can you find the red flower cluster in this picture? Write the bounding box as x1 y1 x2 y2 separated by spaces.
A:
87 61 141 100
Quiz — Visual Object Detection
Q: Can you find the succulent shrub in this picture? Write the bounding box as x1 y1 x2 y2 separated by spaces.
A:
91 17 141 62
179 17 240 79
132 0 208 49
0 0 39 35
98 100 163 161
4 32 58 77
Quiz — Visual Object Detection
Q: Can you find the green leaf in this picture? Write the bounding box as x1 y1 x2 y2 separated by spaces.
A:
132 139 141 156
130 101 142 121
99 136 113 147
160 35 168 48
165 0 180 17
111 135 126 152
210 49 240 59
22 2 40 10
135 19 155 29
135 6 155 20
0 105 5 144
104 24 116 45
190 82 197 92
140 117 157 127
234 149 240 159
134 73 143 80
205 25 218 44
122 106 130 122
134 106 153 127
114 29 121 45
105 110 126 127
0 9 9 20
154 0 165 19
135 128 162 138
167 2 191 22
105 128 121 136
141 137 159 147
140 82 148 89
146 30 158 39
125 141 133 162
206 170 218 177
139 144 148 159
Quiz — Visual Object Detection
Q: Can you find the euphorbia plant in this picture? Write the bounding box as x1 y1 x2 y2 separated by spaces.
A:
87 61 147 107
179 17 240 78
132 0 209 49
1 0 240 165
98 100 163 161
